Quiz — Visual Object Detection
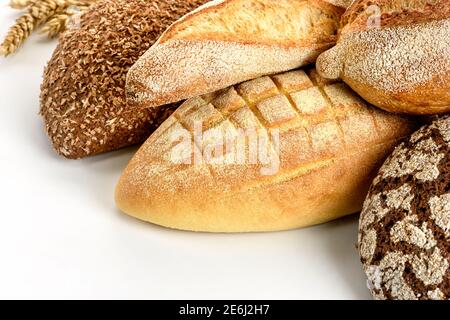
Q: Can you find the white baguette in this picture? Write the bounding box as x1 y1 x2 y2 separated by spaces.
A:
126 0 344 109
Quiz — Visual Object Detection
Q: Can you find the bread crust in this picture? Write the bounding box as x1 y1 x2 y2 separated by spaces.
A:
126 0 343 110
159 0 343 44
342 0 450 28
358 115 450 300
116 68 418 232
324 0 354 9
316 0 450 115
39 0 208 159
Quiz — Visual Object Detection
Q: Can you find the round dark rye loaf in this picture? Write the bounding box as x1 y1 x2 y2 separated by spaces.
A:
40 0 208 159
359 115 449 300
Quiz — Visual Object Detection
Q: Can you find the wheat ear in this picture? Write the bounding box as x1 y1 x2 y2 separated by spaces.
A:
40 13 69 38
40 1 96 38
9 0 34 10
1 0 98 56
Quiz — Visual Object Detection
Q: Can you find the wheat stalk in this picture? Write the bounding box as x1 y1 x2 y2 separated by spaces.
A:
1 0 99 56
40 13 69 38
0 13 35 56
40 2 94 38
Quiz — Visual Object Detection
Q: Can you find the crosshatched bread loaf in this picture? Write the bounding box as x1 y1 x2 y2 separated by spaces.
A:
316 0 450 115
116 67 418 232
40 0 208 159
126 0 344 110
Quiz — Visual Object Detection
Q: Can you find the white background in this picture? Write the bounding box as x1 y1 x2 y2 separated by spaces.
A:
0 5 371 299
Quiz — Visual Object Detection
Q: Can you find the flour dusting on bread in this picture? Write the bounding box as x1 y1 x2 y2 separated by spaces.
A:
117 67 418 232
126 0 343 109
317 0 450 114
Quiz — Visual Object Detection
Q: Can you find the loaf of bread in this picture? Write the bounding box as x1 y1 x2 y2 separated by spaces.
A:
316 0 450 115
126 0 344 110
40 0 208 159
116 67 418 232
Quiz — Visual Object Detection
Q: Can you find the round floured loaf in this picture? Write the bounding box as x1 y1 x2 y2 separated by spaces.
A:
316 0 450 115
359 115 449 300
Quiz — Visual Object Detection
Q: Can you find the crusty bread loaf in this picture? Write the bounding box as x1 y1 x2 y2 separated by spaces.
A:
316 0 450 115
116 67 418 232
126 0 344 110
40 0 208 159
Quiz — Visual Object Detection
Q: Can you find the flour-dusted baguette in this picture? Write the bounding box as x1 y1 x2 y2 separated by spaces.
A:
126 0 344 110
316 0 450 115
116 68 418 232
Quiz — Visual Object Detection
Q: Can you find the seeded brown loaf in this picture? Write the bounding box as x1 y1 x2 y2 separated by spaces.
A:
126 0 344 110
40 0 208 159
316 0 450 115
116 67 418 232
359 116 449 300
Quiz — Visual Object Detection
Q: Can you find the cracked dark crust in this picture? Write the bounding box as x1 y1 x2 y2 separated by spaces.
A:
359 116 450 299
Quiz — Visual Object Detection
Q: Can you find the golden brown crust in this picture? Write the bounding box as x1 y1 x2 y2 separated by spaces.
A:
126 0 343 110
323 0 354 9
159 0 344 45
343 73 450 115
317 0 450 115
116 68 418 232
